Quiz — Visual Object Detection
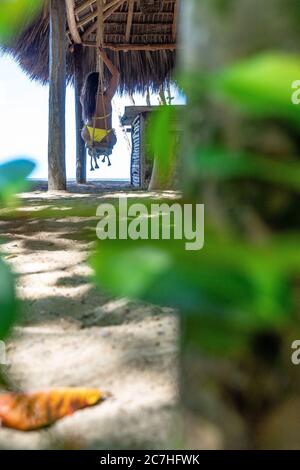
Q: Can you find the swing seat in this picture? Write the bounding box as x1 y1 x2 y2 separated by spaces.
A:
87 142 114 158
88 146 112 171
87 130 116 155
87 140 115 171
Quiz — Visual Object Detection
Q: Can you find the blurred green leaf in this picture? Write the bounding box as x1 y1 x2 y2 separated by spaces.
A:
0 158 35 340
91 55 300 357
0 257 18 339
0 367 10 390
193 146 300 192
0 0 42 42
0 159 35 204
91 231 297 356
147 105 177 172
182 314 249 356
92 244 172 299
214 53 300 125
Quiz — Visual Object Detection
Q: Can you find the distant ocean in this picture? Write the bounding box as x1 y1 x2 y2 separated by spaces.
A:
28 178 130 182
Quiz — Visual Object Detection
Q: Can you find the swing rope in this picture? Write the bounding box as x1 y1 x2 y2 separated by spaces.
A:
91 0 109 150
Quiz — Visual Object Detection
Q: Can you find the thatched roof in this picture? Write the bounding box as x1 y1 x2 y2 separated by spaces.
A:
3 0 178 95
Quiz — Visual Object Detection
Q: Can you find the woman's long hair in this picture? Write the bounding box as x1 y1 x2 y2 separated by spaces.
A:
81 72 100 122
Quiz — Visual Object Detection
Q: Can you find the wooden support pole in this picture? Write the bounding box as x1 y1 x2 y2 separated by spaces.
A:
48 0 67 191
74 44 86 184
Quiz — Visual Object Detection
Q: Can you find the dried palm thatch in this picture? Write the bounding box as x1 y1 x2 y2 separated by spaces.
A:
139 0 164 13
3 0 178 95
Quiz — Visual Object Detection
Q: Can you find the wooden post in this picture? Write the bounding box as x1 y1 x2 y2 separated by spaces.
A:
48 0 67 191
74 44 86 184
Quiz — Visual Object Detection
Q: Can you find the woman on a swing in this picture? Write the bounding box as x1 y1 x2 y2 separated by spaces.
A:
81 48 120 169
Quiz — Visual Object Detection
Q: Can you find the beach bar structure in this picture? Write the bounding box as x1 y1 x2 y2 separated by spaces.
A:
122 105 183 189
5 0 179 190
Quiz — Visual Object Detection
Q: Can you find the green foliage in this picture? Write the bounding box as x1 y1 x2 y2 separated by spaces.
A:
146 105 177 172
0 158 35 340
0 0 42 42
91 51 300 356
214 53 300 125
193 146 300 192
0 159 35 205
0 257 18 339
213 0 238 16
92 231 299 355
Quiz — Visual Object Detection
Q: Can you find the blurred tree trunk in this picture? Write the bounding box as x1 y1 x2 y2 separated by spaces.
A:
148 154 177 190
180 0 300 449
181 0 300 196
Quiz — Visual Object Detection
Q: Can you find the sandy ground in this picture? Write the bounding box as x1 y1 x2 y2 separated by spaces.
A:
0 182 179 449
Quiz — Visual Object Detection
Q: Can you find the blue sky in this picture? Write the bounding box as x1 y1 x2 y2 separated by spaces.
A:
0 54 184 180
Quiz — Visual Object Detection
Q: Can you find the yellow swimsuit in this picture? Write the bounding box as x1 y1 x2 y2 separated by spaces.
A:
87 126 111 143
86 114 112 144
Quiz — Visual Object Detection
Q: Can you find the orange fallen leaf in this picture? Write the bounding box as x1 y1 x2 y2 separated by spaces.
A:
0 388 105 431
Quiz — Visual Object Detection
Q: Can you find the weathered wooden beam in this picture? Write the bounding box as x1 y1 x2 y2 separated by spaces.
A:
74 44 86 184
90 21 172 30
66 0 81 44
76 0 174 16
48 0 67 191
66 0 82 44
75 0 97 16
96 10 174 19
78 0 126 28
125 0 135 43
83 41 176 50
82 0 126 40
